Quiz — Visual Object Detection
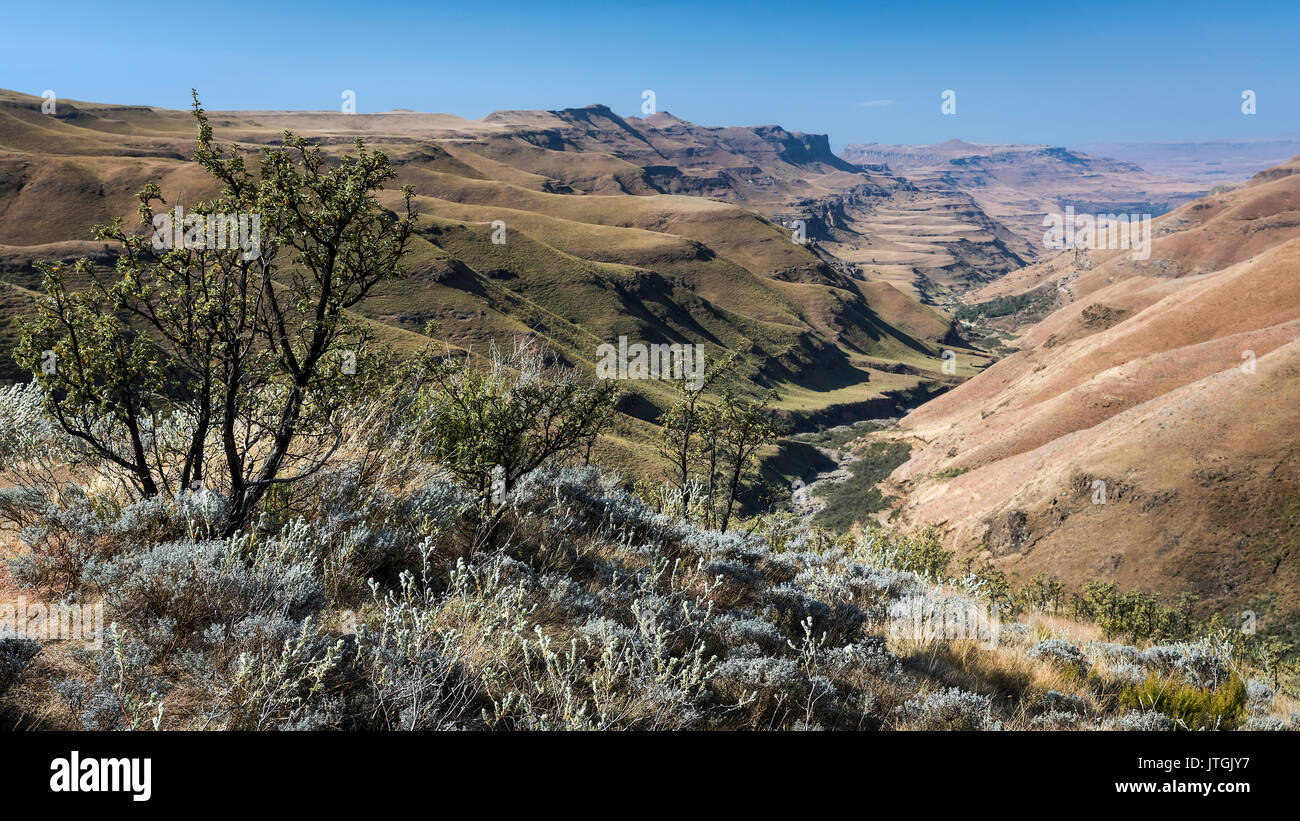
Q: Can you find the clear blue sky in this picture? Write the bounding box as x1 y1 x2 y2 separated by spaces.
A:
3 0 1297 148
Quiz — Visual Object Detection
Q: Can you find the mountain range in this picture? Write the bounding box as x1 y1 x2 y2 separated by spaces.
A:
0 89 1001 473
2 87 1297 616
843 139 1208 264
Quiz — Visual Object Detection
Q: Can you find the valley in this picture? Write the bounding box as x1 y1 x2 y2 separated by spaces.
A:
878 155 1300 617
0 89 999 477
2 86 1297 623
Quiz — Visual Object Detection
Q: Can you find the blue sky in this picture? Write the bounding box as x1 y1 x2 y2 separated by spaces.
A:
3 0 1297 148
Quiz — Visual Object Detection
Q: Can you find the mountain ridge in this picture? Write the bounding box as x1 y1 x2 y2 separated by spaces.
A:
0 88 994 479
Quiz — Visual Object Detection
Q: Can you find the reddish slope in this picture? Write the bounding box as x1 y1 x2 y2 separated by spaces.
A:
888 160 1300 612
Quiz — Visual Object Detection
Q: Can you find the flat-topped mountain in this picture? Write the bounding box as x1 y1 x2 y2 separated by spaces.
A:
843 140 1208 261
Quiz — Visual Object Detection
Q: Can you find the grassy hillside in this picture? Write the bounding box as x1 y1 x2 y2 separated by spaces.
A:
886 156 1300 622
0 89 999 472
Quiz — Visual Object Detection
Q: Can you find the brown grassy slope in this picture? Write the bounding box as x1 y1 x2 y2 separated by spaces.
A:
969 156 1300 318
886 160 1300 613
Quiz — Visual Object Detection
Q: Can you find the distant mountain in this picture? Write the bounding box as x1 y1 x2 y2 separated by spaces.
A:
475 106 1034 303
884 154 1300 614
842 140 1206 262
1074 136 1300 189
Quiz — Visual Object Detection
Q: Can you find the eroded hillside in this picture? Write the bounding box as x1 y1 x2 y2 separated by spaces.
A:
885 156 1300 614
843 139 1207 266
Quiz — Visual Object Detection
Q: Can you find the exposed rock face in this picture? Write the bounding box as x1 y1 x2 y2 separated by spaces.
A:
843 140 1207 260
1079 304 1128 330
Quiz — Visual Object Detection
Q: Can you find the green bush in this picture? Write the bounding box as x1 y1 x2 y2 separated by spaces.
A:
863 525 953 581
811 440 911 533
1071 581 1195 643
1017 572 1066 613
961 557 1017 615
1119 673 1247 730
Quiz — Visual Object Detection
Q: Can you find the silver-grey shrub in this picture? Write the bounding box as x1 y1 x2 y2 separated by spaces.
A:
895 687 997 730
1028 639 1087 674
56 625 167 731
84 533 324 654
1237 716 1288 731
1112 710 1175 731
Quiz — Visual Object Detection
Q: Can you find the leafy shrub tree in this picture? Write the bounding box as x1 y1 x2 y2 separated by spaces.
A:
657 351 732 520
1016 572 1066 614
1070 581 1195 643
1119 672 1247 730
404 339 618 548
656 353 783 530
1253 635 1294 690
15 93 416 536
960 556 1016 615
863 525 953 581
714 391 784 531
